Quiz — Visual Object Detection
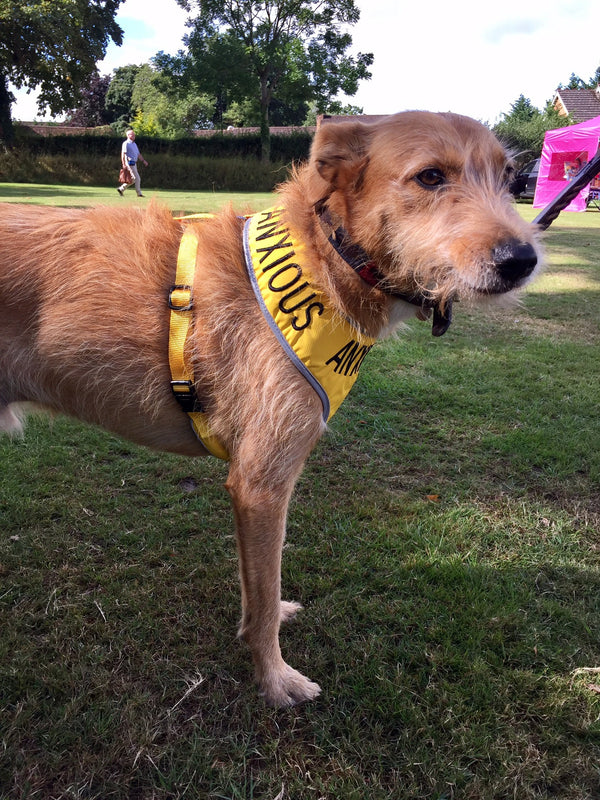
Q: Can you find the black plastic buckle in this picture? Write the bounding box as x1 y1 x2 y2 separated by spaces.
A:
168 285 193 311
170 380 203 413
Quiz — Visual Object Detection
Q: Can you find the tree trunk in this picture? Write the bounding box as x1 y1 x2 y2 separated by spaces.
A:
0 76 15 147
259 74 271 163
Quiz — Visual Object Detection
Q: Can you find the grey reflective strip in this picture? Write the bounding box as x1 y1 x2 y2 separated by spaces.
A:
243 217 330 422
189 416 202 443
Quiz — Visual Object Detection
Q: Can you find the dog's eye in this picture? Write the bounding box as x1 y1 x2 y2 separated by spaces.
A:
415 168 447 190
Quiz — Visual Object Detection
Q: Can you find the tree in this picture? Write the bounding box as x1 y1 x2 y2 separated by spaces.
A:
127 62 215 136
564 72 589 90
503 94 538 123
104 64 142 130
560 66 600 90
0 0 124 143
493 95 570 163
171 0 373 160
67 72 111 127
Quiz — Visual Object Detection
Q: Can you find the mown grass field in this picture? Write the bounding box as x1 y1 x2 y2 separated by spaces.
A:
0 190 599 799
0 183 274 214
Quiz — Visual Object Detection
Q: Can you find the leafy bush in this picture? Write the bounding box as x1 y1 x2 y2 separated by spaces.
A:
2 128 312 190
493 95 571 166
12 127 313 161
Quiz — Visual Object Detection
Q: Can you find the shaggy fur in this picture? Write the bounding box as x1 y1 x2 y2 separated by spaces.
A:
0 112 541 706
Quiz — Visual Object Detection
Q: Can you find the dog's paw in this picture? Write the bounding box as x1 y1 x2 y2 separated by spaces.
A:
260 664 321 708
280 600 303 624
0 404 24 435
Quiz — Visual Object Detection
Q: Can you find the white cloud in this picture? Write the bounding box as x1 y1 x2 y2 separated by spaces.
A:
98 0 190 72
346 0 600 123
483 19 543 44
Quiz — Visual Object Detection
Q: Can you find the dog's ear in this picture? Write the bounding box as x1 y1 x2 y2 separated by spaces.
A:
311 121 373 193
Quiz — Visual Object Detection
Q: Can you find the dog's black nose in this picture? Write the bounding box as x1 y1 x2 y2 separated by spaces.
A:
492 240 538 282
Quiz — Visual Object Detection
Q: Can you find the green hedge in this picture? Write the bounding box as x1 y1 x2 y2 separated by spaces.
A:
13 128 313 162
2 128 313 191
0 150 297 192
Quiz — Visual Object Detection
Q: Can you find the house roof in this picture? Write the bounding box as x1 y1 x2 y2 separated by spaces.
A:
553 88 600 123
316 114 390 129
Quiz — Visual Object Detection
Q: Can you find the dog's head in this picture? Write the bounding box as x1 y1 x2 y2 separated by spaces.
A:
307 111 541 310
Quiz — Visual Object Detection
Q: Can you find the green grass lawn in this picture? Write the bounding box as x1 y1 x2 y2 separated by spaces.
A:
0 182 274 214
1 190 599 799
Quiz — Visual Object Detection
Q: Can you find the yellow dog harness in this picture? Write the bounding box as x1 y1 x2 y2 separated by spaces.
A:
168 207 376 460
168 223 230 461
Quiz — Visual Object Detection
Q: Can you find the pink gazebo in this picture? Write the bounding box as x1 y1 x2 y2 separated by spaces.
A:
533 115 600 211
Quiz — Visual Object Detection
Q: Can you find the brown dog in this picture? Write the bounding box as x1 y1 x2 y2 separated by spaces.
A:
0 112 540 706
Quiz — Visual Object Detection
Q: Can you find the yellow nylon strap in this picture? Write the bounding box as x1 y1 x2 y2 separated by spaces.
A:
168 230 196 393
173 212 217 221
188 413 229 461
169 227 230 461
170 207 376 461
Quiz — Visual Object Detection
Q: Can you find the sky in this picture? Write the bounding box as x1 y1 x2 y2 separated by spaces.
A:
10 0 600 125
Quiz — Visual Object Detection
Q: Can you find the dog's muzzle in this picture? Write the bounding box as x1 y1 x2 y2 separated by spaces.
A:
489 239 538 292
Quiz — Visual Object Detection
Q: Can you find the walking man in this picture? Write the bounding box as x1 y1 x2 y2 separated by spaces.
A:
118 128 148 197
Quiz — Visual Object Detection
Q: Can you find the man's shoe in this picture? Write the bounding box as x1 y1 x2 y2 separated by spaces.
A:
117 187 124 196
137 193 144 197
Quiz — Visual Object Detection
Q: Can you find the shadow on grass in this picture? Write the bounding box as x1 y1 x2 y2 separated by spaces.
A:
0 183 133 210
0 183 109 198
0 418 599 800
1 524 598 799
0 183 275 214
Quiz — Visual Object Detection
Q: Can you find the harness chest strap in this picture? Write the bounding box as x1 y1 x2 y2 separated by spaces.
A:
168 227 230 460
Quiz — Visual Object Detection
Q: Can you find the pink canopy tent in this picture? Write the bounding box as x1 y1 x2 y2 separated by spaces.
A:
533 115 600 212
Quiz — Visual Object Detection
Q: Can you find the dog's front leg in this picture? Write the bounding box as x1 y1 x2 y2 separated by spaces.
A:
226 461 321 707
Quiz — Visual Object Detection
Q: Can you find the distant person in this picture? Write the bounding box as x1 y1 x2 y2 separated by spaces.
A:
565 157 584 182
117 128 148 197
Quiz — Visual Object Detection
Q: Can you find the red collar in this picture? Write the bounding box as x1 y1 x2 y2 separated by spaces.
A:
316 206 453 336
